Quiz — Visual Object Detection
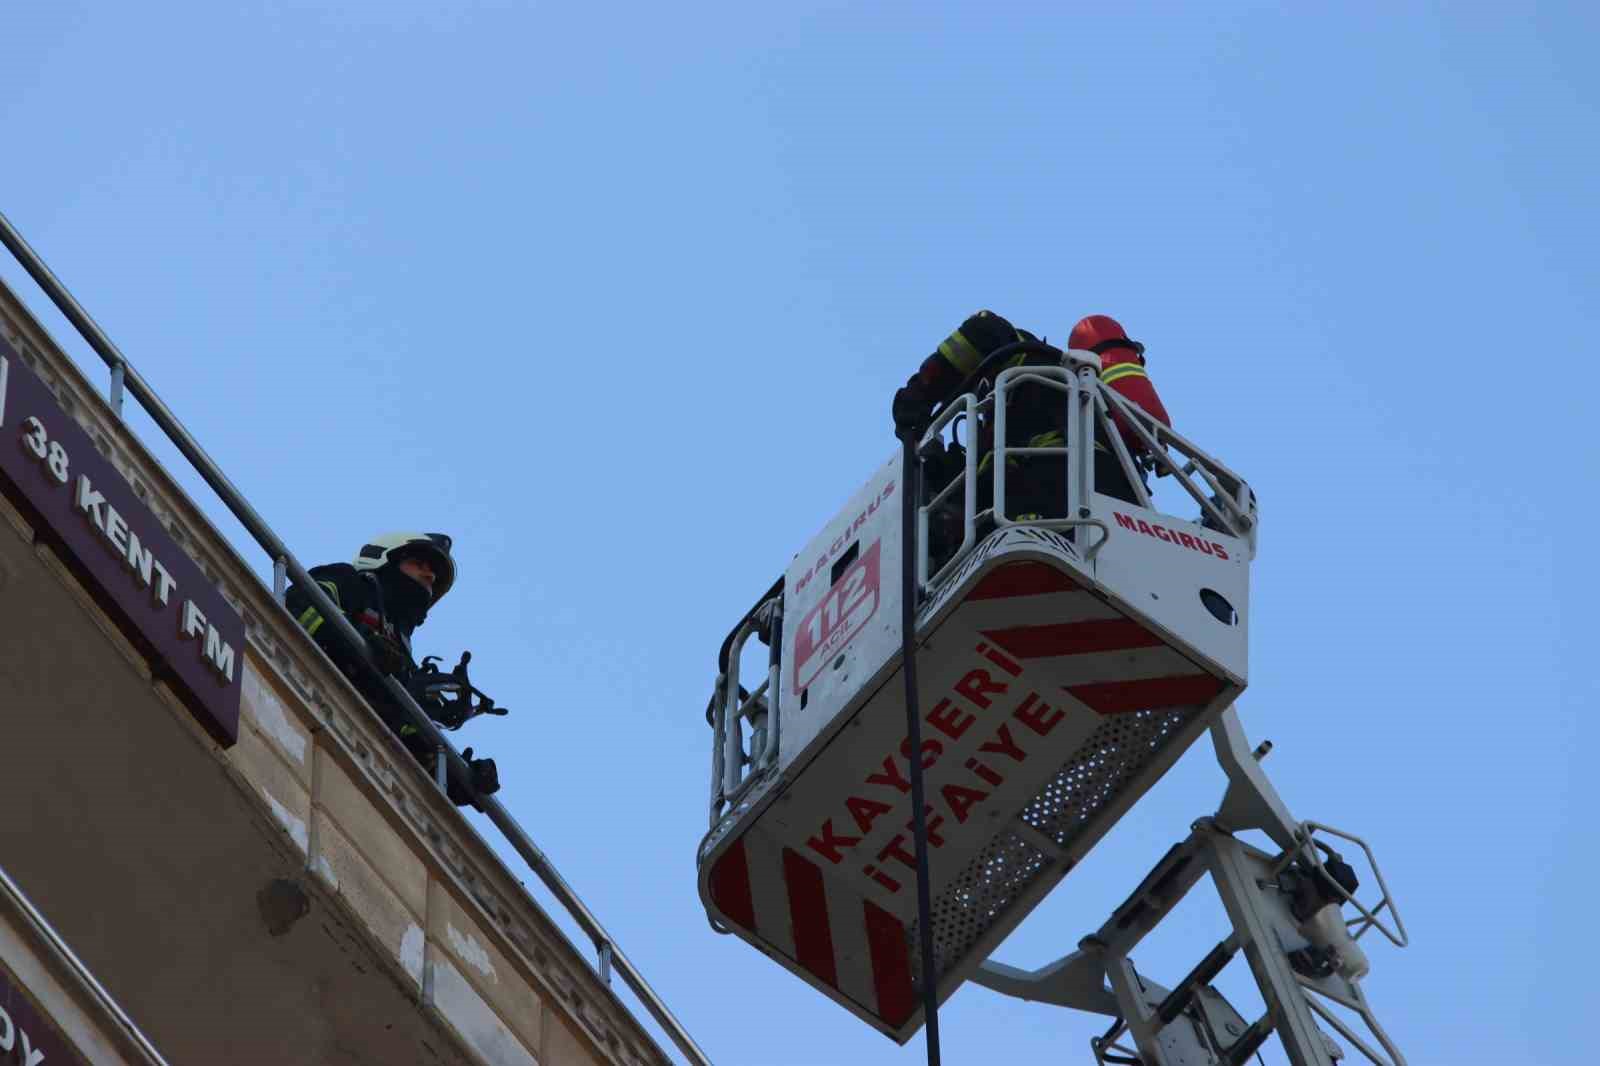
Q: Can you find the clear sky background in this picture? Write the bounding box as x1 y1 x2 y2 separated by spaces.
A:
4 4 1595 1064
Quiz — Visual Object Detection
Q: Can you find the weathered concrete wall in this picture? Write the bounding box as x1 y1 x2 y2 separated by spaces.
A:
0 279 671 1066
234 651 631 1066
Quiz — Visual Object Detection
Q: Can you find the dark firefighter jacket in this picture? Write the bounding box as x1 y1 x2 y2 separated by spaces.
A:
284 563 431 745
286 563 416 673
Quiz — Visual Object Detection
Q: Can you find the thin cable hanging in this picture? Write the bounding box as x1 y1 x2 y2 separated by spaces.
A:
896 425 942 1066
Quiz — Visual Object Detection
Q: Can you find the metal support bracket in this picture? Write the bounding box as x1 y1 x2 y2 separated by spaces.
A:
109 361 125 417
972 947 1120 1017
1203 829 1341 1065
1211 705 1301 853
973 708 1408 1066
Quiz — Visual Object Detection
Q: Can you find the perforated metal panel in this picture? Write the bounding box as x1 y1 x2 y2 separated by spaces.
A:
1022 708 1199 848
906 707 1202 990
908 831 1050 984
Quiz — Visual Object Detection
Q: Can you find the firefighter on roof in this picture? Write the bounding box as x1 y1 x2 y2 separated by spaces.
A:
286 532 501 807
892 310 1173 518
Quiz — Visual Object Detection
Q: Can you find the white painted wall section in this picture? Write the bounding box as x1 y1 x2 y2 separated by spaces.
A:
399 925 425 987
448 923 499 984
263 794 309 854
428 958 538 1066
242 668 308 766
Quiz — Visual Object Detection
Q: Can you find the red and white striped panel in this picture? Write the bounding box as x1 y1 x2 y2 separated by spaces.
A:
963 561 1225 716
706 558 1230 1036
708 828 916 1028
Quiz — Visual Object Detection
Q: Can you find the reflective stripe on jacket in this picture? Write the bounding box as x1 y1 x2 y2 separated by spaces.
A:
1097 351 1171 451
294 578 342 637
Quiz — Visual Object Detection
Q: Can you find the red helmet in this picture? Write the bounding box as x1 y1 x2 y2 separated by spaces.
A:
1069 314 1145 361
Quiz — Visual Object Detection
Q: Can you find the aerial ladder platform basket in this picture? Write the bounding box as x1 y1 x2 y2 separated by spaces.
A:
698 353 1261 1043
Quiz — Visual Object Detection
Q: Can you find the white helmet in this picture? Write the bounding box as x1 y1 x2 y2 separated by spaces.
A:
353 532 457 603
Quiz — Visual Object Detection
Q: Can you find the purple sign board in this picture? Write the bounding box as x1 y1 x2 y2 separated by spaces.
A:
0 961 90 1066
0 335 241 746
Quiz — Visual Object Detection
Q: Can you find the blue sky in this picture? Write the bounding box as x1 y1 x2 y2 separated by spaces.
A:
4 3 1595 1063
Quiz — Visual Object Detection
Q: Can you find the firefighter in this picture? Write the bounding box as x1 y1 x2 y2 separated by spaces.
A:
891 310 1029 432
891 311 1170 522
1004 312 1175 516
285 532 500 807
1067 313 1172 456
891 311 1029 559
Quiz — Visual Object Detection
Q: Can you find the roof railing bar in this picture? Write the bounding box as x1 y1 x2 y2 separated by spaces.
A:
1 211 296 563
302 579 711 1062
0 211 129 380
476 789 715 1063
0 208 712 1066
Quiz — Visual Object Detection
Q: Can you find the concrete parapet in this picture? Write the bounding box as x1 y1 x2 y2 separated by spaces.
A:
0 280 670 1066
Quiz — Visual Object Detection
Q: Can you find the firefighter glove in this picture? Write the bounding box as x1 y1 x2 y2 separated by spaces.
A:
429 697 471 730
893 381 935 437
463 748 501 796
363 629 410 675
